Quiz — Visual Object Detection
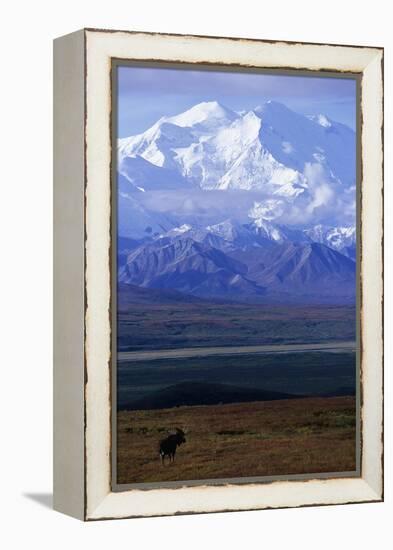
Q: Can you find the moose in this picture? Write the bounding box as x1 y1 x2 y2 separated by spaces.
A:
159 428 186 464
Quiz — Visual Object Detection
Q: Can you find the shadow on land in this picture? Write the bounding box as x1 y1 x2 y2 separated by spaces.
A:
23 493 53 509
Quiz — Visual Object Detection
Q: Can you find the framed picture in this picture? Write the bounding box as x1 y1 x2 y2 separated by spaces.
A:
53 28 384 520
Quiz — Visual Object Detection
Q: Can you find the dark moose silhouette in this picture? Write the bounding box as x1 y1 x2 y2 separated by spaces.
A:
159 428 186 464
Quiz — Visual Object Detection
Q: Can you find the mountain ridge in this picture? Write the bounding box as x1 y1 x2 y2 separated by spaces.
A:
117 99 356 303
118 99 355 194
119 232 355 304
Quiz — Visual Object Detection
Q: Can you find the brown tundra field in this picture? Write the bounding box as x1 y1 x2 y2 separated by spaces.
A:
117 396 356 484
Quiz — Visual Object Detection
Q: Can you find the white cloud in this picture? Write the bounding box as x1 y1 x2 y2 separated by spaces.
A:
304 163 335 215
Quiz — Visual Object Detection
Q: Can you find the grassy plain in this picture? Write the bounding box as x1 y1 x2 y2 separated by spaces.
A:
117 396 356 484
117 294 357 484
118 302 356 352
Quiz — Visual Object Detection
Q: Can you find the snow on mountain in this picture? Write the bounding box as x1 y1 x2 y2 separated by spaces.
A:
118 121 196 175
166 100 238 130
165 223 193 236
164 220 240 244
118 100 355 199
250 220 309 245
116 100 356 302
249 219 286 243
159 214 307 247
217 136 307 195
154 217 354 259
305 224 356 257
170 108 289 191
248 199 285 223
206 219 255 243
307 114 332 128
245 200 309 244
118 155 192 192
254 101 355 187
118 101 237 180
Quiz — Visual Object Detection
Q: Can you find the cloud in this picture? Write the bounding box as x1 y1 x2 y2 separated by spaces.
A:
279 163 355 227
240 163 355 228
304 163 335 214
124 161 356 231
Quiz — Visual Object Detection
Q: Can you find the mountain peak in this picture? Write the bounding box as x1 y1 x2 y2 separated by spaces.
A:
167 101 237 128
254 100 291 116
195 100 225 111
191 100 229 112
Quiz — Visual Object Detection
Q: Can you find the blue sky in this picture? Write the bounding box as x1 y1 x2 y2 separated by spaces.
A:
117 65 357 138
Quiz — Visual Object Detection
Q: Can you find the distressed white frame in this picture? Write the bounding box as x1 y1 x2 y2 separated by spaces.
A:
55 28 384 521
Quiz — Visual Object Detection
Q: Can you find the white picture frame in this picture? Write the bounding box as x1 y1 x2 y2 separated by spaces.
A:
53 28 383 521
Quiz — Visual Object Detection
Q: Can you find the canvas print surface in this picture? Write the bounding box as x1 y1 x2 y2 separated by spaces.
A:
114 64 358 486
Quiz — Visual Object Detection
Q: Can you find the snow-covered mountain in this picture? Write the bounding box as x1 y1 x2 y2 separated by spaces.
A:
117 100 356 303
119 100 355 195
304 224 356 259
